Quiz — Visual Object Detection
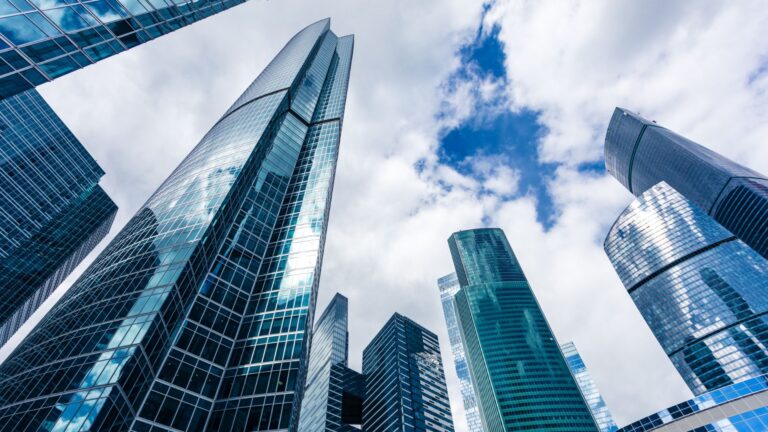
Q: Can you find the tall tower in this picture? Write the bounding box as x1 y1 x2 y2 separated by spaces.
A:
362 313 455 432
298 293 364 432
448 228 597 431
605 107 768 259
560 342 618 432
0 0 254 99
437 273 482 432
0 18 353 432
0 88 116 348
604 182 768 394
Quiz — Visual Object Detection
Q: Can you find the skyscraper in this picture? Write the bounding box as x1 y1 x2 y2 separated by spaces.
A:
448 228 598 431
362 313 455 432
437 273 482 432
561 342 618 432
605 107 768 259
298 293 364 432
0 0 252 99
0 18 352 432
604 182 768 395
0 88 116 348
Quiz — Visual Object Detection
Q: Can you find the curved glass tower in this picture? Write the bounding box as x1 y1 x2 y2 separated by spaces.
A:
437 273 482 432
604 107 768 259
448 228 597 431
0 18 353 431
604 182 768 395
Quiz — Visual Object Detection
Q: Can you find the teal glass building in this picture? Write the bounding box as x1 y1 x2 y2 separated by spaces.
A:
298 293 364 432
561 342 617 432
605 107 768 259
0 18 352 431
449 228 598 431
362 313 455 432
437 273 482 432
0 0 251 99
0 88 116 348
604 182 768 395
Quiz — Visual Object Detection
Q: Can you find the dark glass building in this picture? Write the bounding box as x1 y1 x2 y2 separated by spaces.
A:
448 228 598 431
561 342 618 432
362 313 455 432
0 18 352 431
298 293 364 432
437 273 482 432
605 107 768 259
0 0 252 99
0 88 116 348
604 182 768 395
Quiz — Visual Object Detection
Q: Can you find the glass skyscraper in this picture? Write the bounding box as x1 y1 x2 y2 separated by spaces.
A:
605 107 768 259
0 0 251 99
0 88 116 348
0 18 352 431
298 293 364 432
362 313 455 432
448 228 598 431
604 182 768 395
561 342 618 432
437 272 482 432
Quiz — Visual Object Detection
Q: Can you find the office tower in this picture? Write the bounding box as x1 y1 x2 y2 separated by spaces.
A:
362 313 455 432
605 107 768 259
0 0 253 99
561 342 618 432
0 88 116 348
298 293 364 432
437 273 482 432
0 18 352 432
604 182 768 395
449 228 598 431
618 373 768 432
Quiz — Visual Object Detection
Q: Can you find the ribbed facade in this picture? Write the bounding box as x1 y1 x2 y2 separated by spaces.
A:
362 313 454 432
0 88 116 348
604 107 768 259
0 19 352 431
561 342 617 432
618 373 768 432
437 273 482 432
0 0 250 99
604 182 768 395
449 228 597 432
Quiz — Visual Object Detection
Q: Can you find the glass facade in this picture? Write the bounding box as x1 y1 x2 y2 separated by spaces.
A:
297 293 362 432
618 373 768 432
604 107 768 259
362 313 455 432
437 272 482 432
0 88 116 348
604 182 768 395
0 18 352 432
561 341 618 432
0 0 251 99
449 228 598 431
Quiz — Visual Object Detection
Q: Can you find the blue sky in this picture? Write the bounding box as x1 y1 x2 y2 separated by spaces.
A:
437 14 560 227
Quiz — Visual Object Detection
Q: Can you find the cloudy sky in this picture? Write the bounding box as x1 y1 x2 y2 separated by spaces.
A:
3 0 768 430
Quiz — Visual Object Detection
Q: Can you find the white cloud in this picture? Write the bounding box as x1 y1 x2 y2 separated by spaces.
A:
1 1 767 430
